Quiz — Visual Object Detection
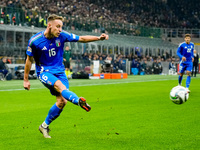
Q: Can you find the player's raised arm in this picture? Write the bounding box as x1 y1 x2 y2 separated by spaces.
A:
78 33 109 43
23 55 34 90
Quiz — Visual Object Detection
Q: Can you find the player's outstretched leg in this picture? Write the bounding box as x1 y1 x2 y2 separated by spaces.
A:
54 80 91 111
61 90 91 111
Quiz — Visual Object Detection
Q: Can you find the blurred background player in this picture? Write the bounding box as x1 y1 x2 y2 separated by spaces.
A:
63 46 72 78
23 14 109 138
192 50 199 77
0 57 9 80
177 34 194 93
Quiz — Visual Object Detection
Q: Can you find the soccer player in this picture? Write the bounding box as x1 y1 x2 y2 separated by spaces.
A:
23 14 109 138
63 46 72 77
177 34 194 93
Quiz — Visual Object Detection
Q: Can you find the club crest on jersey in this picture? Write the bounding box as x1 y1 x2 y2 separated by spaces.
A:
56 39 61 47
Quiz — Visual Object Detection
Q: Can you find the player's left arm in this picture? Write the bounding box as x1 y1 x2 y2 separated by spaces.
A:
78 33 109 43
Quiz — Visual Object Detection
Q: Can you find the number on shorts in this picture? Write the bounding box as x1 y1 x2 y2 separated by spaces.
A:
42 74 48 81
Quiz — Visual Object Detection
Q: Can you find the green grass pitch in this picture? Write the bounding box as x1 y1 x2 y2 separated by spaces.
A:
0 75 200 150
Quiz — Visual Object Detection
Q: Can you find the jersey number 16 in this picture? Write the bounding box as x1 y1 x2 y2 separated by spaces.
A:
49 48 56 57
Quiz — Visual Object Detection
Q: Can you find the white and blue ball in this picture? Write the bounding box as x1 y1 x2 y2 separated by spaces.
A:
170 86 189 104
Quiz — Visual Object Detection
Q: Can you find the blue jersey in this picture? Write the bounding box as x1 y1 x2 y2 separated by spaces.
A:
26 30 79 75
177 42 194 63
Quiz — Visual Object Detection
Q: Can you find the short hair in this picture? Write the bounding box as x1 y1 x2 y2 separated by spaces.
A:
185 34 191 38
47 14 64 23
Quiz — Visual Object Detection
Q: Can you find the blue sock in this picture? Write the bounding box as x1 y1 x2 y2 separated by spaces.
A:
186 76 191 88
61 90 79 105
45 103 63 125
178 75 183 85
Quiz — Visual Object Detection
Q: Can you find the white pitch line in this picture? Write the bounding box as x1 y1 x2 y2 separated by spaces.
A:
0 78 175 92
73 78 170 87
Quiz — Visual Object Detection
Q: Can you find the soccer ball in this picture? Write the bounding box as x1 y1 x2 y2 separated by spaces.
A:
170 86 189 104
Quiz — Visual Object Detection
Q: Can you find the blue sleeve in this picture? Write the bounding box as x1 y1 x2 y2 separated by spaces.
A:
177 44 183 59
61 31 79 42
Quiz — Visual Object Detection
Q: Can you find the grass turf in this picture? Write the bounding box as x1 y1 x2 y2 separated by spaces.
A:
0 75 200 150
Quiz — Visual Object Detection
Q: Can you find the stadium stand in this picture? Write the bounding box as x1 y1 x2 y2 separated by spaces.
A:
1 0 200 28
0 0 200 37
